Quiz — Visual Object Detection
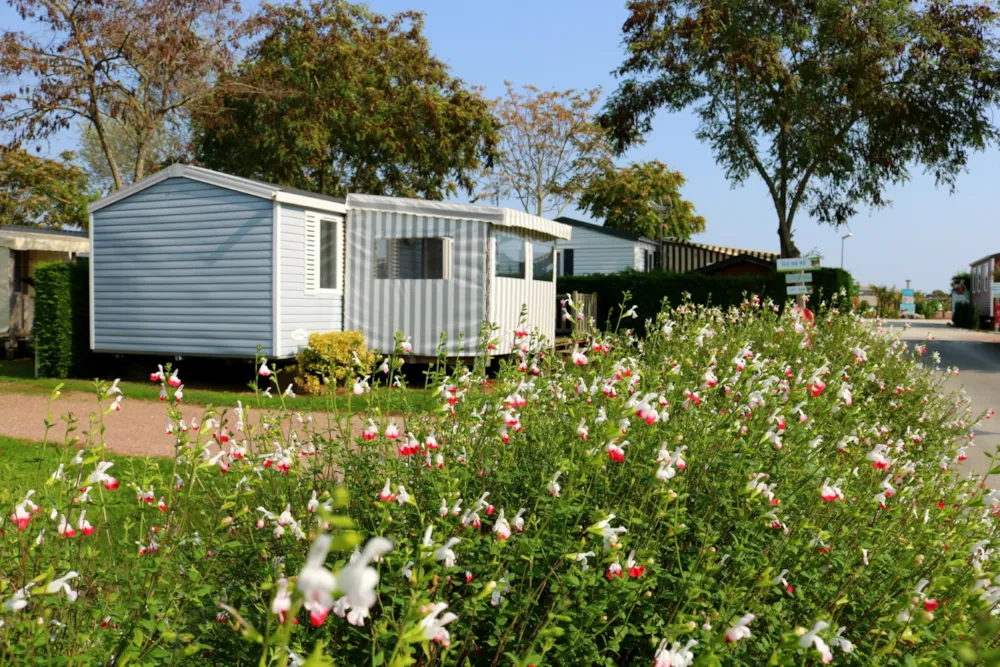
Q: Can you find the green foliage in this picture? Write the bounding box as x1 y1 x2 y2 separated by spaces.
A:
295 330 376 395
558 267 852 332
0 149 93 229
579 160 706 240
2 302 999 665
952 271 972 292
32 261 90 378
193 0 497 200
917 299 941 319
600 0 1000 256
952 301 979 329
33 263 73 377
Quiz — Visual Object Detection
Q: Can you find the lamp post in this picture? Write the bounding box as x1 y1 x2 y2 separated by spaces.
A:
840 232 853 269
648 197 673 271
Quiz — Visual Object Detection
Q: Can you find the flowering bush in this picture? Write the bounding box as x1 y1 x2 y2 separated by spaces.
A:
294 330 377 395
2 294 999 666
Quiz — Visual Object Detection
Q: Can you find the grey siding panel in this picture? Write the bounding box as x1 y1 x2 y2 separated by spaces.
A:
279 205 344 356
557 225 638 275
346 209 487 357
91 177 274 357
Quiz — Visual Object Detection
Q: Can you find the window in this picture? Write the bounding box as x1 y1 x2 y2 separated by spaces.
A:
643 249 653 272
304 213 341 293
320 219 339 289
532 242 554 282
495 230 525 278
374 238 451 279
558 249 574 277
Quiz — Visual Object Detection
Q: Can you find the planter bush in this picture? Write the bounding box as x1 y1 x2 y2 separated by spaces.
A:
2 295 998 665
294 330 376 394
558 267 852 332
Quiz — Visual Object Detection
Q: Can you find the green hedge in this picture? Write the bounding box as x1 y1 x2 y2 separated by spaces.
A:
33 260 90 378
557 267 852 332
952 301 978 329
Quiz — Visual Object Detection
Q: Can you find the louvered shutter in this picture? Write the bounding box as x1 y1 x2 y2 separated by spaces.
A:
303 212 319 294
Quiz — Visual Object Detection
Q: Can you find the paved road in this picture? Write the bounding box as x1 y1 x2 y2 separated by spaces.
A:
886 319 1000 485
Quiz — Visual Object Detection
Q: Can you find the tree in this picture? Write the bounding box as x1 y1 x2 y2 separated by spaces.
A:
600 0 1000 257
578 160 706 240
79 121 186 192
0 149 93 229
478 83 610 217
193 0 496 200
0 0 242 191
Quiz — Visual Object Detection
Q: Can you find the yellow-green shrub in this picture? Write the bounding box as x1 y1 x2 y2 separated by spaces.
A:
294 330 375 395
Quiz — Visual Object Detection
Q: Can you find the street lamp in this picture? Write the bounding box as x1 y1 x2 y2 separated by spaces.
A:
840 232 853 269
648 197 673 271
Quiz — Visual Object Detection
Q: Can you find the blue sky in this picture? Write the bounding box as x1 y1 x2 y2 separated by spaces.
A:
3 0 996 291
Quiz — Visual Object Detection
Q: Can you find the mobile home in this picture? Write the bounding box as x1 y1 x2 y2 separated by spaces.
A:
87 165 570 359
970 252 1000 326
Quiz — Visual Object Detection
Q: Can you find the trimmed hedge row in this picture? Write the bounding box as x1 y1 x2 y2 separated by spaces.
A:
557 267 852 332
952 301 979 329
34 259 90 378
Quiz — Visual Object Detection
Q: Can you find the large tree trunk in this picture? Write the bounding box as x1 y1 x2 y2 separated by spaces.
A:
777 210 800 258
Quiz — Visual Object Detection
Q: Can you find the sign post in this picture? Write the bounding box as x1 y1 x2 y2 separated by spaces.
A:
777 256 821 302
900 288 915 317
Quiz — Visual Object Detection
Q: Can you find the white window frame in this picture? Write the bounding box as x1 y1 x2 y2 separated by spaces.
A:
304 212 343 295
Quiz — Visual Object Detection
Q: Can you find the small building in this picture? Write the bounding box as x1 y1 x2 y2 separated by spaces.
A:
970 252 1000 324
553 217 660 276
695 254 775 277
87 164 571 359
661 238 778 273
1 225 90 345
552 217 778 276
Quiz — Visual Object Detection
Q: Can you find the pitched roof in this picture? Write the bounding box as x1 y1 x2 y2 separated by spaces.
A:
695 253 776 274
664 237 778 261
87 164 347 214
554 216 657 244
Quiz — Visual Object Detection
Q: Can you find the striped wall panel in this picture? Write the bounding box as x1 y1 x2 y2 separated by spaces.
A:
345 209 489 357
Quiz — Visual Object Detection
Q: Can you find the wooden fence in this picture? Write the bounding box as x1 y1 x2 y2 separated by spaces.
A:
556 291 598 337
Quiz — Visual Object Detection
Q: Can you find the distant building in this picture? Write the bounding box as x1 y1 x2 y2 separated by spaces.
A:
970 252 1000 325
554 216 778 276
857 285 878 309
1 225 89 345
554 217 659 276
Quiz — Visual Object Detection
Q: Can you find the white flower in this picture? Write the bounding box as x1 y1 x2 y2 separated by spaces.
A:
434 538 461 568
46 572 79 602
334 537 392 627
419 602 459 647
799 621 833 664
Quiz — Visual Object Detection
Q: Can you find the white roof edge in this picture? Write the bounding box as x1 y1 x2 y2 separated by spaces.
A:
0 230 90 252
345 193 572 240
275 191 347 214
87 164 345 214
345 193 503 223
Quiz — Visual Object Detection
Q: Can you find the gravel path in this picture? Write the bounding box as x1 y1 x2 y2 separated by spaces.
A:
0 390 379 457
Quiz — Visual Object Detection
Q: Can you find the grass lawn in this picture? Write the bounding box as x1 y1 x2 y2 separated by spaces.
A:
0 435 173 539
0 359 436 413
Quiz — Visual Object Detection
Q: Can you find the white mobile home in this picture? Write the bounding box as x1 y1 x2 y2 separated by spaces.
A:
87 165 570 359
554 217 660 275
